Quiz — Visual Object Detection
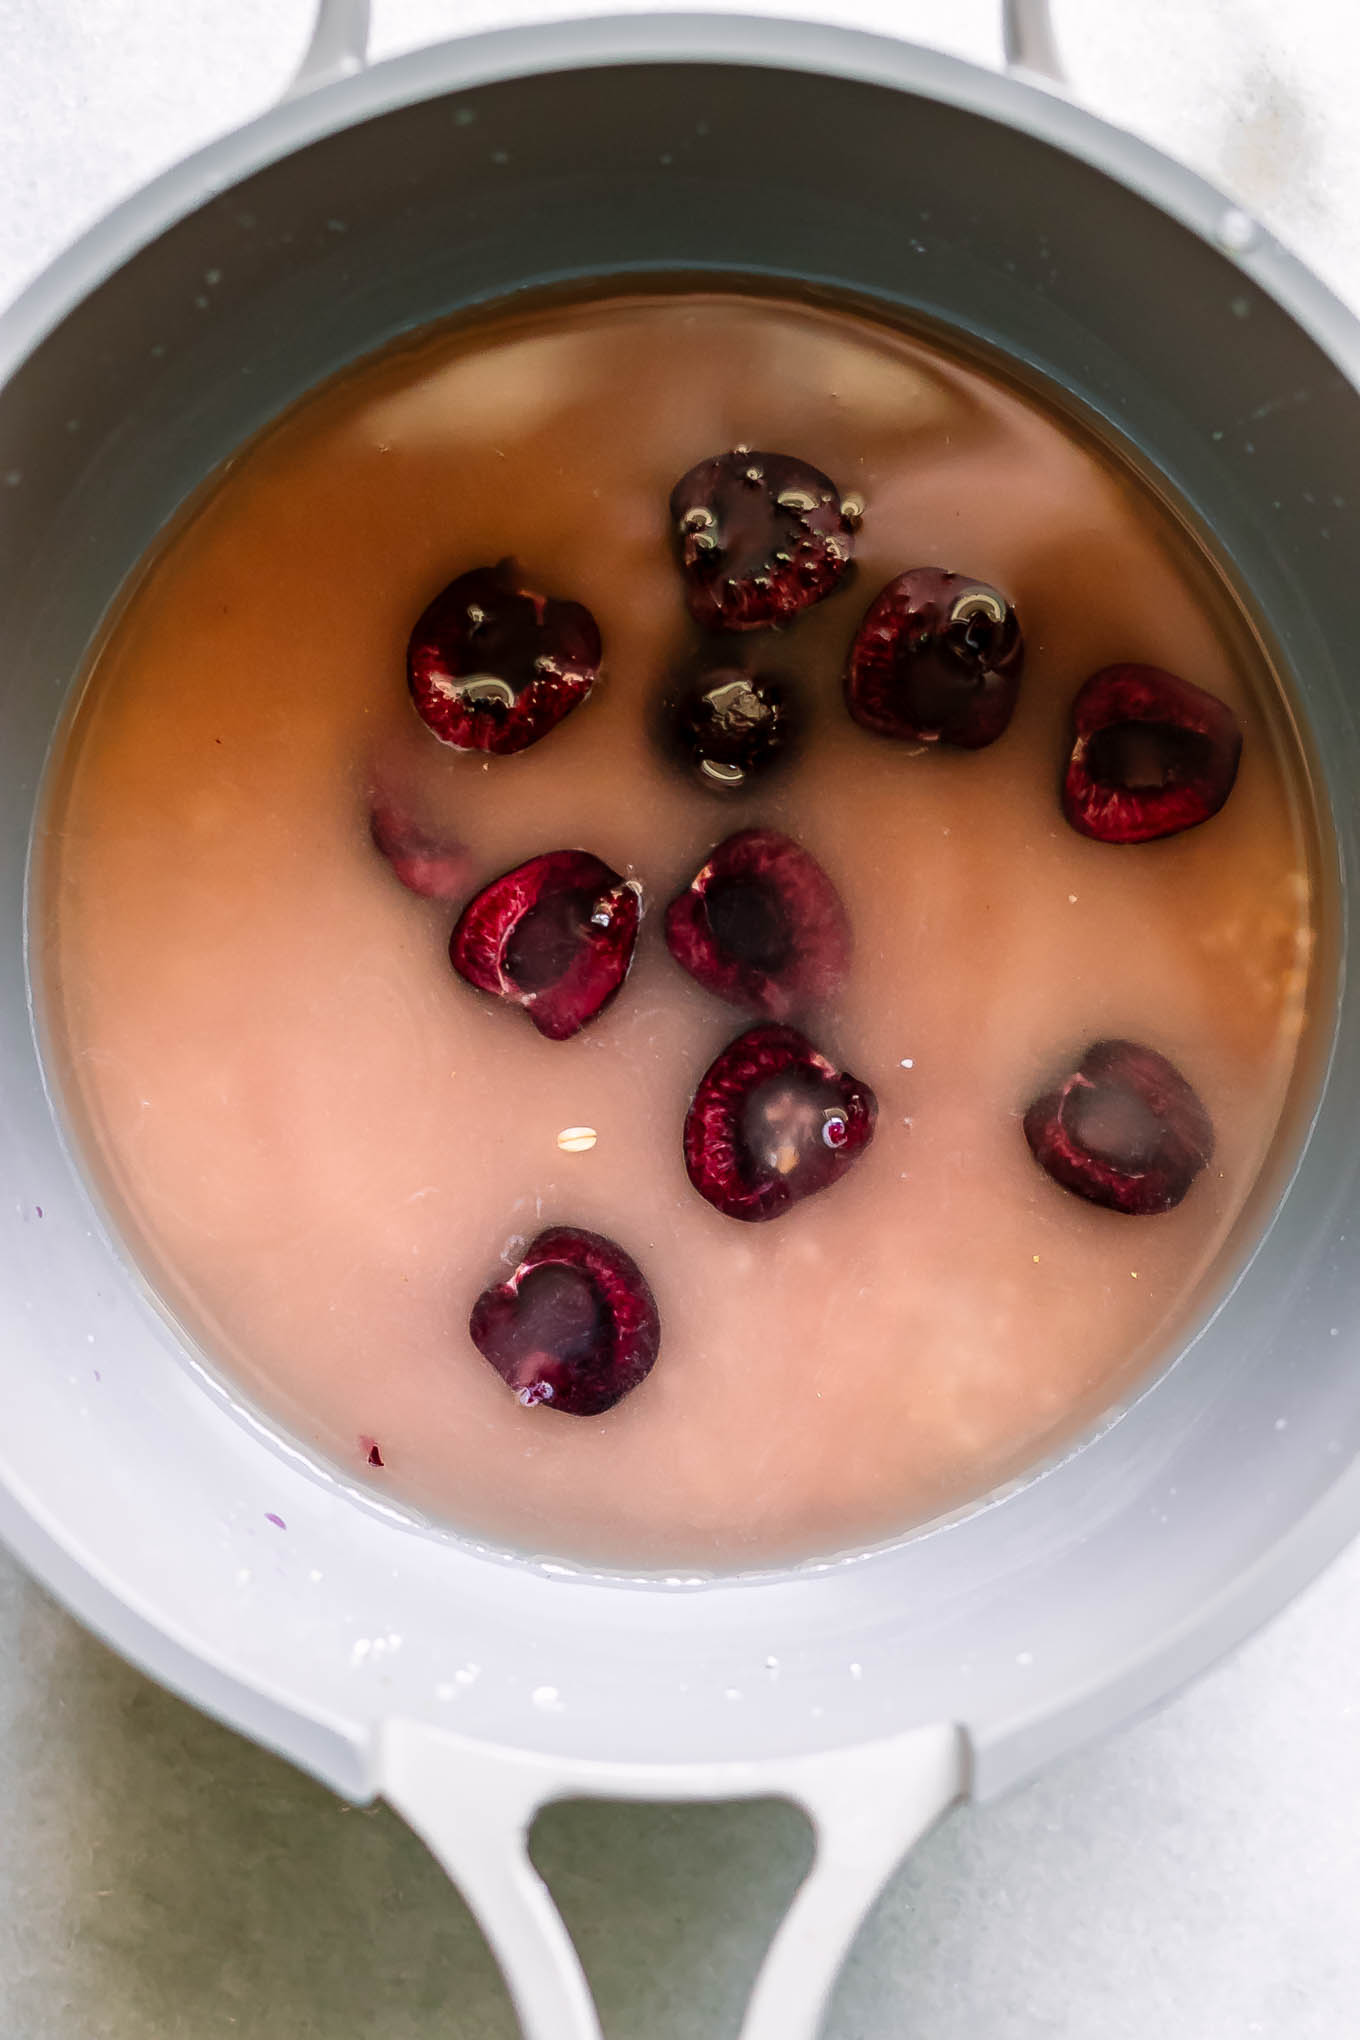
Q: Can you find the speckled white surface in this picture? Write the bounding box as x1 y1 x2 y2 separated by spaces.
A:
3 3 1360 2034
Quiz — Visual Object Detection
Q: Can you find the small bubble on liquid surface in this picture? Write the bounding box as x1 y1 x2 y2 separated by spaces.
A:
532 1684 564 1711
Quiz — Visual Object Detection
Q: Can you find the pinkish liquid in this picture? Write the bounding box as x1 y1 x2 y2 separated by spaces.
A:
40 291 1319 1568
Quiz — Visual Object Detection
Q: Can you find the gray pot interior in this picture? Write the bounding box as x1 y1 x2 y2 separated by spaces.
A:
2 21 1359 1799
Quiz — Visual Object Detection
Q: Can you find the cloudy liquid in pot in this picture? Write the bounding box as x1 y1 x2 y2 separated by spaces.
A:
40 291 1318 1568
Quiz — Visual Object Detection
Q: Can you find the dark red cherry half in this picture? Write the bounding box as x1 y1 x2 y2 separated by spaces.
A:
669 450 857 632
665 829 850 1020
407 560 601 755
1023 1039 1214 1215
845 567 1023 749
470 1226 660 1415
1062 665 1242 843
663 664 801 792
450 850 641 1040
684 1023 877 1223
368 798 472 901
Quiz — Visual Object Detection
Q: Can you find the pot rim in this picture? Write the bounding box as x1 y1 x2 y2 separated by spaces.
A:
3 11 1360 402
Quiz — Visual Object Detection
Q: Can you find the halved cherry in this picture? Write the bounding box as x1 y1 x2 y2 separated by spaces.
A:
665 828 849 1019
407 560 600 755
1062 665 1241 843
662 663 801 792
450 850 641 1040
845 567 1023 749
1023 1038 1214 1214
368 797 471 901
470 1226 660 1414
684 1023 877 1222
669 450 857 631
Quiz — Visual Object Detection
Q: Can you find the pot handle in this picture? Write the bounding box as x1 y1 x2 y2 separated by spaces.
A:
381 1717 965 2040
288 0 1065 96
287 0 370 95
1001 0 1064 82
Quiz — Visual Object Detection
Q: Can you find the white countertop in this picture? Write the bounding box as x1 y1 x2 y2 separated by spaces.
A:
3 4 1359 2034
